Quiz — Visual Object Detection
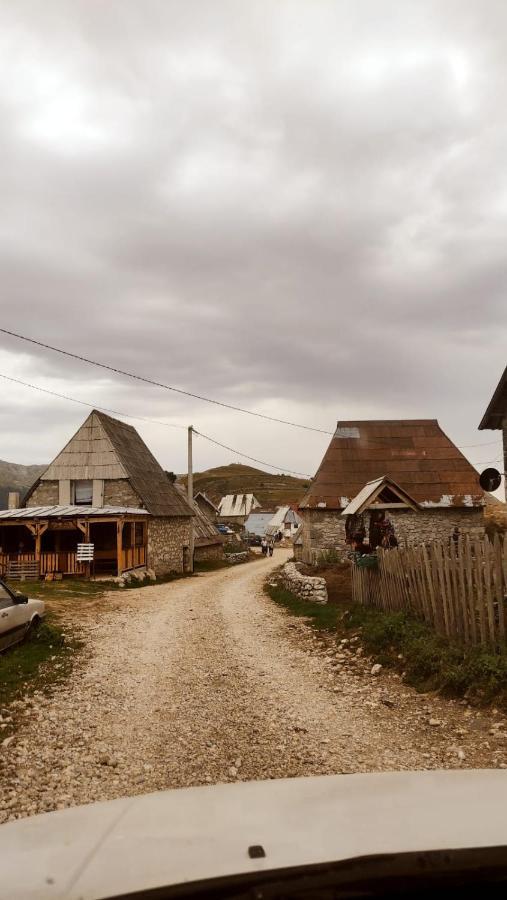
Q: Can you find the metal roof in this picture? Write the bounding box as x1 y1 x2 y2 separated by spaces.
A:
244 512 274 536
218 494 260 517
300 420 485 510
268 506 301 528
0 506 149 520
340 477 420 517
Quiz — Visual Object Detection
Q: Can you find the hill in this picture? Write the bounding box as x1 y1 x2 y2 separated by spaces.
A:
177 463 310 509
0 460 45 508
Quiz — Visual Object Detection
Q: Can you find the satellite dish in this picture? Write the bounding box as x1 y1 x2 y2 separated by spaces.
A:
479 467 502 492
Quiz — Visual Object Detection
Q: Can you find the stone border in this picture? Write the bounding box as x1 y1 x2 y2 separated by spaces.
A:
280 561 328 604
225 551 251 565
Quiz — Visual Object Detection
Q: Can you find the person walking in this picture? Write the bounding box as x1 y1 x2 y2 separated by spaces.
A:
261 537 268 556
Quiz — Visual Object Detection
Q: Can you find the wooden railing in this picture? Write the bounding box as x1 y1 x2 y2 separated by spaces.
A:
40 552 86 576
121 546 146 571
0 552 37 578
351 535 507 651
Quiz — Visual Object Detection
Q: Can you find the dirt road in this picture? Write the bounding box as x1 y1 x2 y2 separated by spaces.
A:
1 552 505 822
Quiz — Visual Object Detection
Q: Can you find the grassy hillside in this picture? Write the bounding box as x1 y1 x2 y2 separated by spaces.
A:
0 460 45 508
178 463 309 509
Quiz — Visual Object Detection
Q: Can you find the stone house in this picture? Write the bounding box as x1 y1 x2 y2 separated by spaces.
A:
0 410 194 579
299 419 485 565
479 365 507 500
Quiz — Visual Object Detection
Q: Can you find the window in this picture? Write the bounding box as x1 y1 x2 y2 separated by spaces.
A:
73 480 93 505
0 583 12 608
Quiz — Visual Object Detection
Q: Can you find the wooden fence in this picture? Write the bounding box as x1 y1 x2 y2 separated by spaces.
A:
351 535 507 651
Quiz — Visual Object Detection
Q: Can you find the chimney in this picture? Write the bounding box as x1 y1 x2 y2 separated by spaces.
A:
8 491 20 510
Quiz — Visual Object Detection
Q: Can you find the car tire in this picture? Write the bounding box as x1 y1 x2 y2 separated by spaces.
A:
25 615 41 638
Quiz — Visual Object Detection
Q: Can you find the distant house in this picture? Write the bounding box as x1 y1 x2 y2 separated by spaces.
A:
175 487 224 562
267 506 301 539
194 492 219 523
217 493 260 525
0 411 194 579
479 366 507 500
244 511 275 537
299 419 485 564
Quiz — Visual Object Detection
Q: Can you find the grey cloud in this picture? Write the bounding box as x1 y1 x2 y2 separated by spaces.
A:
0 0 505 479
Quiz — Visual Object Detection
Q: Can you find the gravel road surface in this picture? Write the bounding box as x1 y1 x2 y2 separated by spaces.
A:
1 551 505 822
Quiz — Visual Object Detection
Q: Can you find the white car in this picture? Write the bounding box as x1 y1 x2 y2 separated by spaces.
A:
1 770 507 899
0 578 45 651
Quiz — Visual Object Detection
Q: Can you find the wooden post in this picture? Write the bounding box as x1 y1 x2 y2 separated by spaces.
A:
117 520 123 576
35 524 41 577
187 425 194 573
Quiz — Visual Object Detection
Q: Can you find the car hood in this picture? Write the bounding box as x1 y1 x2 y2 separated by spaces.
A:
1 770 507 900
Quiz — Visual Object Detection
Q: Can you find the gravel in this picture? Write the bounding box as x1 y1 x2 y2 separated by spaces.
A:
1 550 506 823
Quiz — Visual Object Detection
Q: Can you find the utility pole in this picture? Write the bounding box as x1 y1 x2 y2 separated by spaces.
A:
187 425 194 573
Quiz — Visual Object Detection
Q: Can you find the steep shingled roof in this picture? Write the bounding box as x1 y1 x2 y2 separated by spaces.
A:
26 411 193 517
300 420 484 510
479 366 507 430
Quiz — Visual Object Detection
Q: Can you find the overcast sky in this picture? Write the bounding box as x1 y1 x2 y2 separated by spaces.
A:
0 0 505 489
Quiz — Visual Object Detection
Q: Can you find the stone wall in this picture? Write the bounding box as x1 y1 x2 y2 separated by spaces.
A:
103 479 142 508
194 542 224 562
225 550 250 565
26 480 59 507
300 506 485 565
388 507 485 545
299 509 347 565
147 516 192 575
280 561 328 604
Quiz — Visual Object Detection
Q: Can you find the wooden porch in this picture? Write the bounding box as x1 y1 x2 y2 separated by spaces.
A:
0 513 148 580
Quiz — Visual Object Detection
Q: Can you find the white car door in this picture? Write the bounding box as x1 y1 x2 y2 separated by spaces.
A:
0 584 28 651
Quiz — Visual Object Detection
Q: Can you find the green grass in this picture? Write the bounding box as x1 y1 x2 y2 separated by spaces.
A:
0 622 80 729
266 575 507 707
265 583 341 631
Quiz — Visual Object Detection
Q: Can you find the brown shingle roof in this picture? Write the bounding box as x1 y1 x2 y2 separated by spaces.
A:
479 366 507 430
96 412 193 517
175 485 223 545
300 419 484 510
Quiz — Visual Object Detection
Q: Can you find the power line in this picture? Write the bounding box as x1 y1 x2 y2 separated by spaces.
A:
0 327 503 453
0 373 187 430
0 327 334 435
0 372 311 478
193 429 312 478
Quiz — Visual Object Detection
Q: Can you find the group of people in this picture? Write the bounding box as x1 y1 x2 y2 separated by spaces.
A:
261 536 274 556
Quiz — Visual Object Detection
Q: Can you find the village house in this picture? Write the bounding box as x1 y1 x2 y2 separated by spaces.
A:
298 419 485 565
193 491 219 523
267 506 302 539
0 410 194 579
479 365 507 500
217 493 260 526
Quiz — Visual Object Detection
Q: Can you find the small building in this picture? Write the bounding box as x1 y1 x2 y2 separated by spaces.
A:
267 506 302 539
292 524 303 561
193 492 219 523
175 487 224 563
479 365 507 500
299 419 485 564
217 493 260 525
244 511 275 537
0 410 194 579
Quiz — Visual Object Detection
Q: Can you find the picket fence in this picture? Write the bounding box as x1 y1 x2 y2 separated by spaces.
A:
351 535 507 651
